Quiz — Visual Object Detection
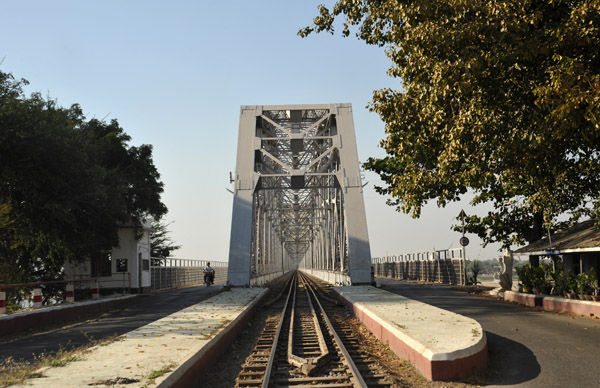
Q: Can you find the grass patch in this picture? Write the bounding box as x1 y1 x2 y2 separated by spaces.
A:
146 363 176 385
0 335 124 387
0 357 45 388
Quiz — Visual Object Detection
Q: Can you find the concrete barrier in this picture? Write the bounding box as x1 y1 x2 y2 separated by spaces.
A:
0 295 137 336
504 290 543 307
334 286 487 381
504 291 600 317
542 295 600 316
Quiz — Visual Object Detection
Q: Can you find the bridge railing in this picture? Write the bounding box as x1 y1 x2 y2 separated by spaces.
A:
150 258 228 291
371 249 467 285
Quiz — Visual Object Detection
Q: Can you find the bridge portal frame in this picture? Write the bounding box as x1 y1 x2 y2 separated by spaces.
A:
227 103 371 286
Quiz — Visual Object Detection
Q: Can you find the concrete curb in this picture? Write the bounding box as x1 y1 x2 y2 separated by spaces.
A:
504 291 600 317
334 286 487 381
0 295 137 336
157 288 269 388
542 295 600 316
504 290 543 307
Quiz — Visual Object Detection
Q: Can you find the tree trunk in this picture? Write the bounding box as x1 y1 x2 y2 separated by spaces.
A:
527 212 544 267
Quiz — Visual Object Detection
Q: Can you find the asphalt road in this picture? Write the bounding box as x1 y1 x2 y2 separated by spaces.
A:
0 283 223 362
378 278 600 388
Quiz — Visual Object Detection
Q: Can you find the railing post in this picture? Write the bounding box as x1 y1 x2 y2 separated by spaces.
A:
92 280 100 299
32 288 42 308
0 291 6 314
66 283 75 303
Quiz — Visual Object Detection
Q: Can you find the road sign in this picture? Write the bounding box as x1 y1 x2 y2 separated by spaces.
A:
460 236 470 247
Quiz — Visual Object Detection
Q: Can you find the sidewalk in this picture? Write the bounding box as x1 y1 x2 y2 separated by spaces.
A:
18 287 268 388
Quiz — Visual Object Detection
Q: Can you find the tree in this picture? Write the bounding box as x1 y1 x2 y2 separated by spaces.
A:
150 220 181 265
469 259 482 286
0 71 167 299
300 1 600 249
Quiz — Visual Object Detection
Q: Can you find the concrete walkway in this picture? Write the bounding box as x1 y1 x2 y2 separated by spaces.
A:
17 288 267 388
1 284 225 361
335 286 487 381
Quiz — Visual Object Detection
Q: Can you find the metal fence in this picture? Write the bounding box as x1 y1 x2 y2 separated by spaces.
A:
372 249 467 285
150 259 228 291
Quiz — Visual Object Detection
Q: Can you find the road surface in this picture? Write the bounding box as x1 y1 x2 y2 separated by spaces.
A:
378 278 600 387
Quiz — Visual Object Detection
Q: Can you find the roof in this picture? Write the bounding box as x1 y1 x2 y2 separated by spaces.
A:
514 219 600 256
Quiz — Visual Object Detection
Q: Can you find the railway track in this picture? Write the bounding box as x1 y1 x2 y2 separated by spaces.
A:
235 272 392 388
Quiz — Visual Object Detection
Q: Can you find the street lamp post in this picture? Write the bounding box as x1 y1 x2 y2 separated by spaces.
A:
458 209 469 285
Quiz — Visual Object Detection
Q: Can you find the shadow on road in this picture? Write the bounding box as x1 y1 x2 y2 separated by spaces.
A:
481 331 541 386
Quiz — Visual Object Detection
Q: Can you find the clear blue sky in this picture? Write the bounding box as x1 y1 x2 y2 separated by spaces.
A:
1 1 507 262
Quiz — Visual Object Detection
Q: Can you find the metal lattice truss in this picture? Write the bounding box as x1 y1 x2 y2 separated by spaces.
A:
251 108 347 273
228 104 371 286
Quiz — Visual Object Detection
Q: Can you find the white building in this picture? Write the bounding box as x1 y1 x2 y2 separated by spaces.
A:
65 220 152 293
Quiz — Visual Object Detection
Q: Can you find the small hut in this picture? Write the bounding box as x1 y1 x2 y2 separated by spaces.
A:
64 220 152 294
514 219 600 278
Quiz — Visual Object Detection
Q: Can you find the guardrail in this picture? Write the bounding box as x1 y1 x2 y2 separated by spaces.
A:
151 258 228 291
372 249 467 285
0 276 129 314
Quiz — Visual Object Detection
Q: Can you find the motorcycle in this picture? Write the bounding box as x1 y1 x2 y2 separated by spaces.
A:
204 270 215 286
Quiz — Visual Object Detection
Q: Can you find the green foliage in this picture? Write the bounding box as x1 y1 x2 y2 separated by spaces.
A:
301 1 600 248
515 265 531 292
150 220 181 264
576 272 593 295
0 70 167 300
469 259 482 285
515 264 549 293
553 269 576 295
531 265 548 292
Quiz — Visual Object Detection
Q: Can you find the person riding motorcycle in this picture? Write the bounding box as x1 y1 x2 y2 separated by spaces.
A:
204 262 215 285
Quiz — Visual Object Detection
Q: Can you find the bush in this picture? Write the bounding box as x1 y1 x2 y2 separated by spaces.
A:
515 264 549 293
576 272 593 295
515 265 533 292
553 270 576 296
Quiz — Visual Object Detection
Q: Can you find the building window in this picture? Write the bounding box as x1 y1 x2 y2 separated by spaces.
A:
116 258 127 272
91 252 111 277
142 259 150 271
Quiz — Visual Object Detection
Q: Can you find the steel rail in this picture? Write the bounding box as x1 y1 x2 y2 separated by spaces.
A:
260 271 296 388
299 272 368 388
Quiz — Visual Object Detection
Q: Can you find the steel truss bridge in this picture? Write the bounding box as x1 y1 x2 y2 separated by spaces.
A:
227 104 371 286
